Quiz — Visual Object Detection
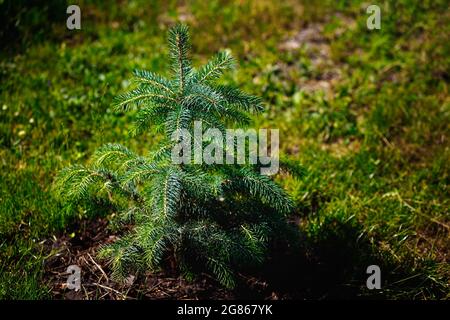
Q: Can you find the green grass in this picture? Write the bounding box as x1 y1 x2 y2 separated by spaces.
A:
0 0 448 299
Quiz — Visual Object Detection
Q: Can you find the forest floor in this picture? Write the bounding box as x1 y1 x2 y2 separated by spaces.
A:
1 0 449 299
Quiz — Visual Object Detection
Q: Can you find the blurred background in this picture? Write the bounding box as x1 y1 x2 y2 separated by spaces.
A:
0 0 448 299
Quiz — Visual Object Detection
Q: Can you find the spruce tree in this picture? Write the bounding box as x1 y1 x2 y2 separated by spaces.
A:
55 24 295 288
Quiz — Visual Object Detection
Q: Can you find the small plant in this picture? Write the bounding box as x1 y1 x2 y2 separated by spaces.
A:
55 24 295 288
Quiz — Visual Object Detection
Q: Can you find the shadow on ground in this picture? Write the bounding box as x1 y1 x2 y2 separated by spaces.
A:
234 216 446 299
43 208 446 300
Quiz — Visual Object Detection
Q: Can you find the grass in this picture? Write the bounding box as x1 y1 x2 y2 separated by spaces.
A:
0 0 448 299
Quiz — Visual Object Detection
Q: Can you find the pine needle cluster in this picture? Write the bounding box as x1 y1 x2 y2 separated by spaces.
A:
55 24 296 288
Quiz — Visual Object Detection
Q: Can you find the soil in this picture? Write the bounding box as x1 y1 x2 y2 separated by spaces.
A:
42 217 283 300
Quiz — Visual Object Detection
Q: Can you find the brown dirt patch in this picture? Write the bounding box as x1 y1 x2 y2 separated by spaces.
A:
42 218 285 300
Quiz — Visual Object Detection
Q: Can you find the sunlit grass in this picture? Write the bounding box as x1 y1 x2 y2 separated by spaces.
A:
0 0 448 299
